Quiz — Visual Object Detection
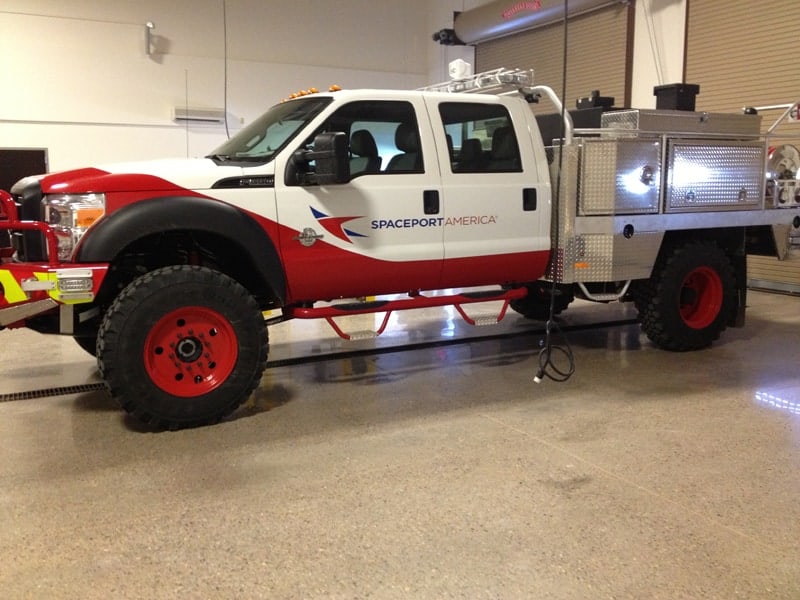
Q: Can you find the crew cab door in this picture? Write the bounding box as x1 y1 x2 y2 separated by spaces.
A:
274 97 444 302
424 96 552 288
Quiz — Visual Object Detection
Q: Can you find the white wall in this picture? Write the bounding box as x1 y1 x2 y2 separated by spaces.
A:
0 0 686 176
0 0 431 171
426 0 483 85
631 0 687 108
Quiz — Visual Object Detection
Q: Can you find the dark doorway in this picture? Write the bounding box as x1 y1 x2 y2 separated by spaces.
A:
0 148 48 192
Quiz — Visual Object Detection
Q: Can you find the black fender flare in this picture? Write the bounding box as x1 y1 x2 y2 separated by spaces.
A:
76 196 286 303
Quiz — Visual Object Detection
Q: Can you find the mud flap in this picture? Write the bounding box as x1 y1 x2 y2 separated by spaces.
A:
729 253 747 328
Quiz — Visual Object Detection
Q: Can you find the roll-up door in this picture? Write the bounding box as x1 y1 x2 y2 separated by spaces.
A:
474 4 631 114
686 0 800 293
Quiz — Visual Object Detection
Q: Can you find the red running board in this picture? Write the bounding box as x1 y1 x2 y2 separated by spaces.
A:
282 287 528 340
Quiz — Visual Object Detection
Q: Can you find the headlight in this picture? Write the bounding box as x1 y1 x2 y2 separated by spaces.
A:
42 193 105 261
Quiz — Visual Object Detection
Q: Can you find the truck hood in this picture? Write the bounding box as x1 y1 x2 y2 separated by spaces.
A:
38 158 268 194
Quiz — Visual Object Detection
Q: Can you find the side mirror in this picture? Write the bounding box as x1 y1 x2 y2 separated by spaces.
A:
308 131 349 185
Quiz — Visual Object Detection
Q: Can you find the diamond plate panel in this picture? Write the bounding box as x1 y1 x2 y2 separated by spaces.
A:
579 139 661 215
600 110 640 132
570 234 615 281
568 232 663 282
550 143 666 284
666 142 764 211
548 145 580 282
601 109 761 136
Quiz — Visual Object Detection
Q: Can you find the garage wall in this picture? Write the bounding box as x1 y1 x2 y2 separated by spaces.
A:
444 0 687 112
685 0 800 292
0 0 431 171
474 3 631 113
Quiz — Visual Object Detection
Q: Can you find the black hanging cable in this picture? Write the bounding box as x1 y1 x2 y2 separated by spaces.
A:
534 0 575 384
222 0 231 140
184 69 190 158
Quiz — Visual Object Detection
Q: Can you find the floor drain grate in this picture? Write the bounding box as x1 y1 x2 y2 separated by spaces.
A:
0 317 639 403
0 383 106 403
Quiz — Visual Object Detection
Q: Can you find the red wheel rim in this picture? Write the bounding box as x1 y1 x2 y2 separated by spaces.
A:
143 307 238 397
679 266 723 329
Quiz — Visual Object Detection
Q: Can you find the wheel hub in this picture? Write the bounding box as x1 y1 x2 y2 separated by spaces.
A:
175 336 203 363
143 307 238 397
680 266 723 330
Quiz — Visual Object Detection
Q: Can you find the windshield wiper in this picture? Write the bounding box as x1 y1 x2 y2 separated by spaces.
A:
231 155 272 162
207 153 273 164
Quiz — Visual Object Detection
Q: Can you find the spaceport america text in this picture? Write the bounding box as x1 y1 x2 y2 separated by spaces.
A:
371 215 498 229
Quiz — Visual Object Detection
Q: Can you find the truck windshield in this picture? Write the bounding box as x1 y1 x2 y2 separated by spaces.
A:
207 96 333 165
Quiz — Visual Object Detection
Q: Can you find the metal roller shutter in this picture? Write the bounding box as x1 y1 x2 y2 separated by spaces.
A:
686 0 800 292
475 4 631 113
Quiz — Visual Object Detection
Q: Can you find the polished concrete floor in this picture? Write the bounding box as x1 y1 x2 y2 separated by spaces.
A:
0 290 799 599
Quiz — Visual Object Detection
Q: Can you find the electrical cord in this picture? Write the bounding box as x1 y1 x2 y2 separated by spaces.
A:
534 0 575 384
534 296 576 383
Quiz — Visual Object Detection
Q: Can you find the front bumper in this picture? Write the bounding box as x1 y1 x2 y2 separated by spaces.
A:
0 190 108 328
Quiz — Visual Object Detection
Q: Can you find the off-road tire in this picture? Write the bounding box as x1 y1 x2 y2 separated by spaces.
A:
73 334 98 357
510 282 574 321
634 241 735 351
97 265 268 429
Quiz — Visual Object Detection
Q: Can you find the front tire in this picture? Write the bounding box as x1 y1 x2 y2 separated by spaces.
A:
97 265 268 429
73 333 98 357
634 241 736 351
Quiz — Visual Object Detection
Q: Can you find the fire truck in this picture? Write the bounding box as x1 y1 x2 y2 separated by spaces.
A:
2 68 799 428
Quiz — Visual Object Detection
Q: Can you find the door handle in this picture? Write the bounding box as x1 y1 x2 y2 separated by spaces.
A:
424 190 440 214
523 188 537 211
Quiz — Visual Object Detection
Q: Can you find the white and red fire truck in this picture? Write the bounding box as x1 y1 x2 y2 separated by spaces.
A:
2 68 799 428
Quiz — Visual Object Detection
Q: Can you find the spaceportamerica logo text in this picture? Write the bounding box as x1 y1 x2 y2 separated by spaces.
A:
371 215 497 229
310 206 497 244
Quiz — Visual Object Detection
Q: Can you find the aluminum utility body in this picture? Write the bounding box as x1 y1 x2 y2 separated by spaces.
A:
2 69 799 428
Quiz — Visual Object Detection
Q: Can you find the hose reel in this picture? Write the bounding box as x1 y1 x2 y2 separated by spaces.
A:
766 144 800 206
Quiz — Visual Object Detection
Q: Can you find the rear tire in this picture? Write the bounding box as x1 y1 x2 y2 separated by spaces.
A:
634 241 735 351
97 265 268 429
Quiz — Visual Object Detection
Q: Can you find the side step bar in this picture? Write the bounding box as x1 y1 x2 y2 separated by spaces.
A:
282 287 528 341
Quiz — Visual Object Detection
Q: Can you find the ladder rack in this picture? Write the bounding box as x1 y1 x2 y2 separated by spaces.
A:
419 68 534 94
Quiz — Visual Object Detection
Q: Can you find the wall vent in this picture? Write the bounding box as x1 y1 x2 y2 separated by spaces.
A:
172 107 226 124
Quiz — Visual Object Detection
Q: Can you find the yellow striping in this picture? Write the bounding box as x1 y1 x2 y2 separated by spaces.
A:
0 270 28 304
34 272 60 302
